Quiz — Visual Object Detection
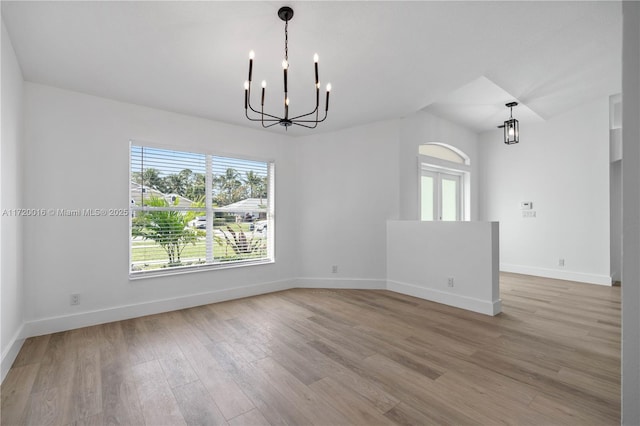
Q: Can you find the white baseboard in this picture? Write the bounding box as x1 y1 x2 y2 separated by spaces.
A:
295 277 387 290
500 263 612 286
22 278 295 339
1 324 25 383
387 279 501 316
14 263 608 366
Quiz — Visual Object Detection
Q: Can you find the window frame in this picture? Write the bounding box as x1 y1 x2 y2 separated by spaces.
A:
129 141 275 279
419 153 470 221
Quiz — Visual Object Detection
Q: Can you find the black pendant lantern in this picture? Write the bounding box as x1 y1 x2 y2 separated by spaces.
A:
499 102 519 144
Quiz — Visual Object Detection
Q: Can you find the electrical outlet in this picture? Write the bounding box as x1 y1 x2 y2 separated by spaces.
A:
558 258 565 267
447 277 454 287
70 294 80 305
331 265 338 273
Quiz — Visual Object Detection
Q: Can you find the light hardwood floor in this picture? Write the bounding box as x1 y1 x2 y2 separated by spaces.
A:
1 273 620 425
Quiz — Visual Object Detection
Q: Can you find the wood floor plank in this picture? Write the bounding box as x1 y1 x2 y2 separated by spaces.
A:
252 356 349 425
362 353 487 425
12 335 51 368
172 380 228 426
384 401 448 426
186 347 253 420
230 359 314 426
227 408 271 426
131 360 186 426
0 363 40 425
309 376 396 426
161 310 256 421
101 360 145 426
120 318 157 366
23 382 74 426
68 347 102 422
31 331 77 393
66 411 104 426
98 322 130 369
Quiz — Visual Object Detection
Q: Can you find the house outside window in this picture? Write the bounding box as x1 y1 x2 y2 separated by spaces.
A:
129 143 274 277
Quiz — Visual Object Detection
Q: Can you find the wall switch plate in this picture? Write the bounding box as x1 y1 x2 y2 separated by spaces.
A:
331 265 338 273
520 201 533 210
70 294 80 305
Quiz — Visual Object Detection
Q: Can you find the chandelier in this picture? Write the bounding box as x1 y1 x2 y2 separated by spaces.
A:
498 102 519 144
244 6 331 129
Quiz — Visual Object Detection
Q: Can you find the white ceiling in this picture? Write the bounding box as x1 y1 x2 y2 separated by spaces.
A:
1 1 622 136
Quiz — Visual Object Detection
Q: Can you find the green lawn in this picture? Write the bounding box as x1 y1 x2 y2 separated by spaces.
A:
131 225 267 271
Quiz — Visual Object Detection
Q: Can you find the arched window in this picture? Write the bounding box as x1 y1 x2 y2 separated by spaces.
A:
419 143 470 221
419 143 468 164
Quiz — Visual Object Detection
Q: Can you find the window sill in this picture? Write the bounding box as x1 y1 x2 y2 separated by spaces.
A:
129 258 275 281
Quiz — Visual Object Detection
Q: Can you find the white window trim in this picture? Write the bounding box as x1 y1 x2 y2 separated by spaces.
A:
128 141 275 279
419 154 470 221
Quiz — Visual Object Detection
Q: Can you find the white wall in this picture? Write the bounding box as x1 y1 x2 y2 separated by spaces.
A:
292 110 487 291
21 83 299 336
18 85 491 340
398 110 480 221
622 1 640 423
1 19 25 380
387 221 500 316
478 98 611 285
294 120 400 288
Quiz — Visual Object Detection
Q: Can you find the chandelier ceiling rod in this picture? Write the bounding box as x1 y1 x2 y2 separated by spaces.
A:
244 6 331 130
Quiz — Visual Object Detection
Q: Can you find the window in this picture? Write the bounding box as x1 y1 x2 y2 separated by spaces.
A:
419 144 466 164
130 143 274 277
419 143 470 221
420 169 462 221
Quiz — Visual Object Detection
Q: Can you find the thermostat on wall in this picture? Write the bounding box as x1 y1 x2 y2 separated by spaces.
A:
520 201 533 210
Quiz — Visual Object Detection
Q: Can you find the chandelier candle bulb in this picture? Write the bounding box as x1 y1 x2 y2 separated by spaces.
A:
325 83 331 111
248 51 254 82
283 60 288 94
244 81 249 109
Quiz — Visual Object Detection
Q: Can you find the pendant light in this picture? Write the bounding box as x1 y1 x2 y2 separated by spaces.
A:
244 6 331 130
498 102 519 144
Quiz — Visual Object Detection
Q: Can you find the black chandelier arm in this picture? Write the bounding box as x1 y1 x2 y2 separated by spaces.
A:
246 106 281 121
246 108 328 129
247 86 328 125
261 120 282 129
289 104 320 121
291 110 328 124
244 108 281 123
286 112 328 129
290 122 318 129
246 87 283 121
287 87 320 120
